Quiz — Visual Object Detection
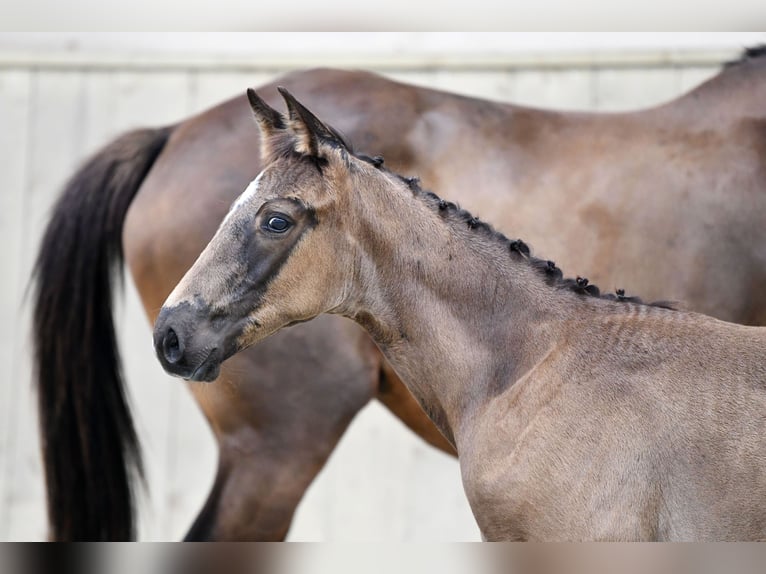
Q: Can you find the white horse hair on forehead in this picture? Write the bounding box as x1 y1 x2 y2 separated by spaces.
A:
224 171 265 224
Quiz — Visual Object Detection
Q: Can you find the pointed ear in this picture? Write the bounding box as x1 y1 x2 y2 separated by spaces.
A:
246 88 287 161
277 86 343 157
246 88 286 133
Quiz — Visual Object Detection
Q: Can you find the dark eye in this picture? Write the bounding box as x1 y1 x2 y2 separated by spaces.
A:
264 215 291 233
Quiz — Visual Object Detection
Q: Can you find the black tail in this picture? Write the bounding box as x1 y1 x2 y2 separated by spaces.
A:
32 125 172 540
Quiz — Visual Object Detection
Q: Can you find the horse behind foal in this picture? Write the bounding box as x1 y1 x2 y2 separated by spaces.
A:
154 88 766 541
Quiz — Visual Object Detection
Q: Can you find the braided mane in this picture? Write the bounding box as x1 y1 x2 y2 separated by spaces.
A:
364 157 676 311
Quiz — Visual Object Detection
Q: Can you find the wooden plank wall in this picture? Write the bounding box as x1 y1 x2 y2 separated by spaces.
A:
0 57 720 541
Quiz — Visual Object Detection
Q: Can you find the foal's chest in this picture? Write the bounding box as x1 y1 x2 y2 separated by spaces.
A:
458 385 661 541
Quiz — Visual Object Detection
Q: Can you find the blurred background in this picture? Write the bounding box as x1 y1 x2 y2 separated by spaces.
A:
0 32 764 542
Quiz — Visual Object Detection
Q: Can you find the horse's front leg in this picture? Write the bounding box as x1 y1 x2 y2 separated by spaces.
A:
184 425 348 541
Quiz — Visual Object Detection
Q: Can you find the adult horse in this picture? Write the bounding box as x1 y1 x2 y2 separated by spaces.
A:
154 87 766 541
32 49 766 540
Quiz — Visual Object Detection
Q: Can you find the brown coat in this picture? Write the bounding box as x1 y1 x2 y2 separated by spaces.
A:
154 88 766 540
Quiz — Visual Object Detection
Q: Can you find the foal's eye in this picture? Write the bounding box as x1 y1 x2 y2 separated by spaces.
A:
264 216 291 233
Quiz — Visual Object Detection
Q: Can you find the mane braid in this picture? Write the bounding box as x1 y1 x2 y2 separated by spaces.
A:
723 44 766 68
324 139 671 310
383 168 676 311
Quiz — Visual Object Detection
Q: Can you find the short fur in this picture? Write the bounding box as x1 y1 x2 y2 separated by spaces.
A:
400 176 673 308
154 90 766 541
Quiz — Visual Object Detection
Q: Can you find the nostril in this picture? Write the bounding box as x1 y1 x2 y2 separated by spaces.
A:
162 327 183 364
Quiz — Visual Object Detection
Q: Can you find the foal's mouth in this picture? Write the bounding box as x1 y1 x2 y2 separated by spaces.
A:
185 348 221 383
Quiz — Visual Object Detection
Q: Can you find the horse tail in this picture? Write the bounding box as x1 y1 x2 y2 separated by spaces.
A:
32 125 173 540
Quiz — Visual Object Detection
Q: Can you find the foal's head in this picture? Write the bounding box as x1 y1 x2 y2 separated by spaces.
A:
154 88 394 381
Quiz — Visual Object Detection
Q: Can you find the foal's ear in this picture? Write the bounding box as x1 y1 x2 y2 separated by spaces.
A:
246 88 286 133
277 87 344 157
246 88 287 160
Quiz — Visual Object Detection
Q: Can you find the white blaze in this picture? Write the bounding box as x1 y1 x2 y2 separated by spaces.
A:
163 171 266 308
223 170 264 225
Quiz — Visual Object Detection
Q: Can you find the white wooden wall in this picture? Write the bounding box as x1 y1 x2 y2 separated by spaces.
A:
0 47 725 541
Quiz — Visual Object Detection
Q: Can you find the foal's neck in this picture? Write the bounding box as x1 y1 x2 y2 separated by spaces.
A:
339 172 574 447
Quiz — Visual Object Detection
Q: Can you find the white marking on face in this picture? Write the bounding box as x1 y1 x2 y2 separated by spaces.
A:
223 171 264 225
163 170 266 309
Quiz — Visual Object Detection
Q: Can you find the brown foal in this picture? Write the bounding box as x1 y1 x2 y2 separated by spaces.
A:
154 89 766 541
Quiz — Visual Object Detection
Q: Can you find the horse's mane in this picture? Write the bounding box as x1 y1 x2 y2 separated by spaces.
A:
276 116 677 311
356 155 676 311
723 44 766 69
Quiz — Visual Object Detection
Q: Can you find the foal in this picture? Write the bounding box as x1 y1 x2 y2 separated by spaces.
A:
154 88 766 541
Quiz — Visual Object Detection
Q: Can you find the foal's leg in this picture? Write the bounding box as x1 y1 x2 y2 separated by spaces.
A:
183 315 379 541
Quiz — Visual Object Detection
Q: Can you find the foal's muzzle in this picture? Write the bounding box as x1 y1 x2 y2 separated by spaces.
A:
153 303 226 382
